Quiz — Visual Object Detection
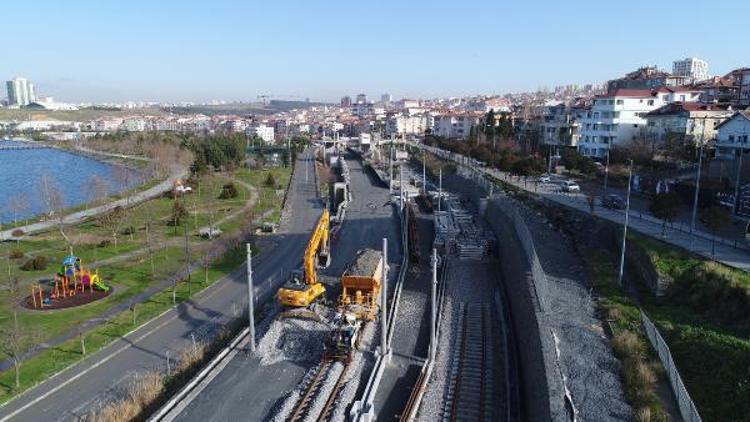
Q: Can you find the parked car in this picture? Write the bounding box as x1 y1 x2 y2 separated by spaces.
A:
538 174 551 183
601 194 625 209
561 180 581 192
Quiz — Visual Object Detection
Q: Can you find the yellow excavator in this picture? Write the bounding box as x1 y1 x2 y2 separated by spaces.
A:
277 209 331 307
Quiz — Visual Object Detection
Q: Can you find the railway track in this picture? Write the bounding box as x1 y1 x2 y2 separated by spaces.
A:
287 356 350 422
441 302 495 421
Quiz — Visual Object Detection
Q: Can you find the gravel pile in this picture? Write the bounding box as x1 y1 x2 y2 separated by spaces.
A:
514 201 632 420
345 248 381 277
254 312 331 366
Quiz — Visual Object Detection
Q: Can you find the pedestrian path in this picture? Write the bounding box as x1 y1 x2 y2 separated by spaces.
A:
418 143 750 272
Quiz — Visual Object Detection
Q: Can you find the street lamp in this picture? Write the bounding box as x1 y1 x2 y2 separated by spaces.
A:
689 118 708 250
618 159 633 287
603 148 610 194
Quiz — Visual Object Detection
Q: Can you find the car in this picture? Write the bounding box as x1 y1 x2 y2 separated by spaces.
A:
538 174 551 183
601 194 625 209
561 180 581 192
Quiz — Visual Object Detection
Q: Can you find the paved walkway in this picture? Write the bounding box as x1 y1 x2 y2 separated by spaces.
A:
418 143 750 272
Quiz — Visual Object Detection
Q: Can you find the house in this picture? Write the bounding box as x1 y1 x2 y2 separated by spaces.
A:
432 113 481 139
644 102 733 146
247 124 275 144
539 101 588 148
577 89 665 158
714 111 750 160
607 66 689 92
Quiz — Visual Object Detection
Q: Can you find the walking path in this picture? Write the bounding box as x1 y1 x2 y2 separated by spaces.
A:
418 143 750 272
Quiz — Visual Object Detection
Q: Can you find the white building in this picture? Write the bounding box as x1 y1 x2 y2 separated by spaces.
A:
672 57 709 81
247 124 275 144
740 68 750 107
386 114 431 136
577 89 666 158
6 77 36 106
645 102 733 146
714 111 750 160
432 114 480 139
652 86 702 104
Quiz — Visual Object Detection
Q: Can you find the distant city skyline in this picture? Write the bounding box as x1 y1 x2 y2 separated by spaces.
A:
2 0 749 103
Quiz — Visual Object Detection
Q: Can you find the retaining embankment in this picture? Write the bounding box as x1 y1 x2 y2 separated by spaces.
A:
485 198 566 421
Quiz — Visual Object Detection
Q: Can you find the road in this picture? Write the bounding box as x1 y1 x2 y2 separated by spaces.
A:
419 143 750 272
0 149 320 421
173 152 402 421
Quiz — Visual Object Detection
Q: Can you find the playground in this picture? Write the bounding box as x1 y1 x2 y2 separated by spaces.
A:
24 254 111 311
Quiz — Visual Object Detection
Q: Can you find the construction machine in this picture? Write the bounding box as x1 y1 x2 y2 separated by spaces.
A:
338 248 383 321
277 209 331 307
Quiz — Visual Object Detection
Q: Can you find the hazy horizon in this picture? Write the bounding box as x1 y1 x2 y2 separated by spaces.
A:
3 0 748 103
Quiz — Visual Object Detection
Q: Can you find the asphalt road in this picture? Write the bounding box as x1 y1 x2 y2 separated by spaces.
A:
0 149 321 421
173 152 402 421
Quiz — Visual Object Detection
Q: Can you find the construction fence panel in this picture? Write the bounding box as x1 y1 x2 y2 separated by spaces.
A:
641 311 702 422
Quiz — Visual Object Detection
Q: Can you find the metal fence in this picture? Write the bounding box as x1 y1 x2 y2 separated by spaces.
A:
641 311 702 422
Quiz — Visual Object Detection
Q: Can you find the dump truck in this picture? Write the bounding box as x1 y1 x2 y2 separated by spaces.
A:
338 248 383 321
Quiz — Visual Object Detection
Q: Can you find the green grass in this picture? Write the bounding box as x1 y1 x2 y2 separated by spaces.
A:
628 233 750 422
0 108 165 122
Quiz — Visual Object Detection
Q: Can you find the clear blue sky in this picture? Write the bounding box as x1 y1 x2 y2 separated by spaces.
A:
3 0 748 103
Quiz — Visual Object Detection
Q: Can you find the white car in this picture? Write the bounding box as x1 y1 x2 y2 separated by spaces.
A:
561 180 581 192
538 174 551 183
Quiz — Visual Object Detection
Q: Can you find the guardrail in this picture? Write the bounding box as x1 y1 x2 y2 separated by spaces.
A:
642 311 702 422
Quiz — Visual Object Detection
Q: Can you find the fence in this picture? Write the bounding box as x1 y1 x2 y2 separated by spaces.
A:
641 311 702 422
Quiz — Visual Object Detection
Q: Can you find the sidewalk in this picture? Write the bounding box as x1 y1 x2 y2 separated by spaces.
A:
419 143 750 272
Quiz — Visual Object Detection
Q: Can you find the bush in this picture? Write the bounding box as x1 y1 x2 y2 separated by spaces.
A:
8 249 24 259
218 182 239 199
20 256 49 271
98 239 112 248
11 229 24 237
264 173 277 188
121 226 136 235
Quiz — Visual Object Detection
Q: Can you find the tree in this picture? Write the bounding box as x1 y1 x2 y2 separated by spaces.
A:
38 174 70 245
1 276 25 389
649 192 682 237
98 206 127 247
700 206 731 257
85 175 110 206
8 194 30 226
171 199 188 232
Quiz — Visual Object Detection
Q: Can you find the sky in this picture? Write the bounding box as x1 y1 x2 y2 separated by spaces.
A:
2 0 749 103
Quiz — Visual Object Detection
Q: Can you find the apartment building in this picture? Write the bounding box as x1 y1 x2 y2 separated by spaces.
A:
539 103 587 148
385 113 431 136
715 111 750 160
672 57 709 81
432 114 480 139
644 102 733 146
577 89 665 158
247 124 275 144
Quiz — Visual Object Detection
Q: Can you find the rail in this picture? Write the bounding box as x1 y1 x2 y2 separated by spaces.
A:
351 192 410 421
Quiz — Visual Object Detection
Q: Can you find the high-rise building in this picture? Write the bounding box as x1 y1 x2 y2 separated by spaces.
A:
672 57 709 81
340 95 352 107
381 93 392 103
6 77 36 106
355 93 368 104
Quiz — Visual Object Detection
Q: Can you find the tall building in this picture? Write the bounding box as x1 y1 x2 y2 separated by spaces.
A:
355 93 368 104
6 77 36 106
381 93 392 103
340 96 352 107
672 57 709 81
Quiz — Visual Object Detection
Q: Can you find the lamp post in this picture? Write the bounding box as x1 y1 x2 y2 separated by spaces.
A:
603 148 611 194
618 159 633 287
689 119 708 250
246 244 255 352
734 127 747 216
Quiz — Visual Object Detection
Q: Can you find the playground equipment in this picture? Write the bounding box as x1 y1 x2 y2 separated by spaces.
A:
52 255 109 300
30 284 44 309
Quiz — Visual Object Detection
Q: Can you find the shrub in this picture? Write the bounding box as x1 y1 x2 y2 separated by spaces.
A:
8 249 24 259
98 239 112 248
218 182 239 199
20 256 48 271
11 229 24 237
264 173 277 188
121 226 136 235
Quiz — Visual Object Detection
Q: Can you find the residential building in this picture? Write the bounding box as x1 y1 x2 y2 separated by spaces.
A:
340 96 352 107
652 86 702 104
432 114 480 139
644 102 733 146
247 124 275 144
607 66 689 92
381 93 392 103
577 89 665 158
714 111 750 160
539 102 587 148
385 113 431 136
6 77 36 106
672 57 709 81
355 93 368 104
740 68 750 106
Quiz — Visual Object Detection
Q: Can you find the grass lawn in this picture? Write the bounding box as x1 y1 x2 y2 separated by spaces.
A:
0 164 291 404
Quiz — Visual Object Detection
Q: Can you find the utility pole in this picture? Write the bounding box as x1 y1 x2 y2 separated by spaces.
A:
430 248 437 362
389 142 394 194
422 149 426 195
246 244 255 352
380 238 388 357
438 168 442 213
399 164 404 210
689 118 707 250
618 159 633 287
603 148 611 194
734 127 747 216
